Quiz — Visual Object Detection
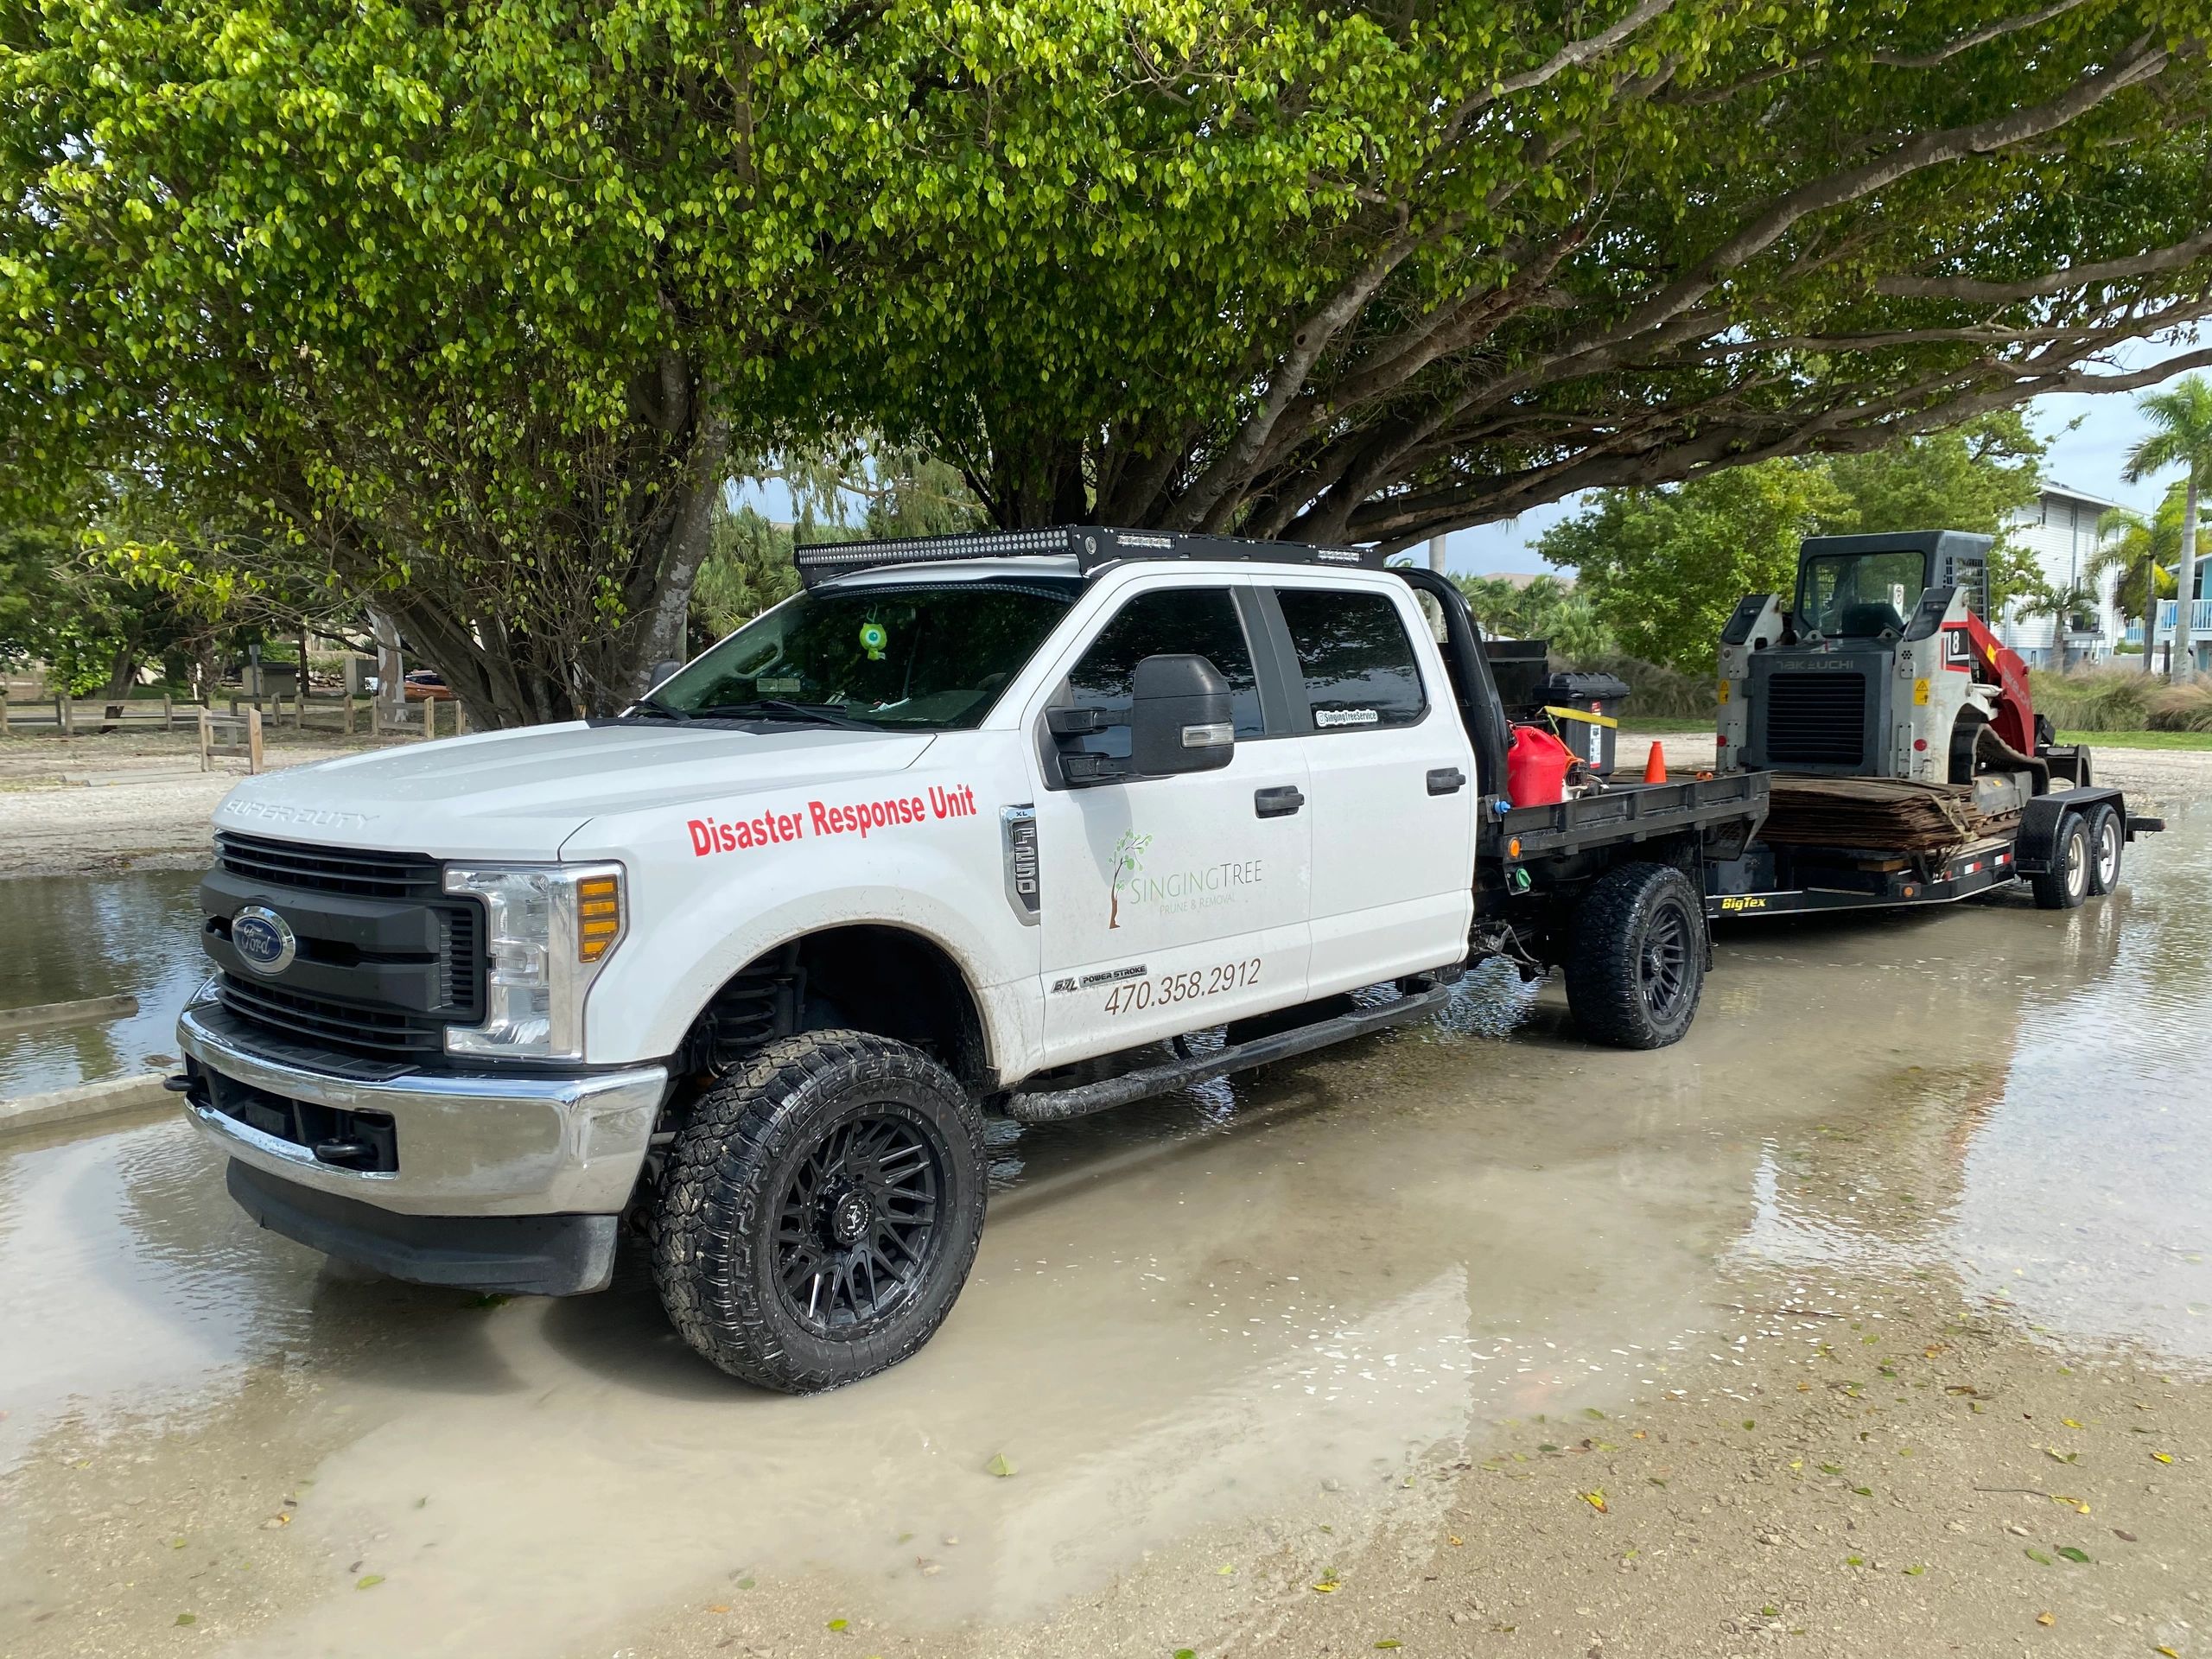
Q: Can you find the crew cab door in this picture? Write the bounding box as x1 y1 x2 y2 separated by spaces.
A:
1262 577 1475 997
1025 581 1311 1065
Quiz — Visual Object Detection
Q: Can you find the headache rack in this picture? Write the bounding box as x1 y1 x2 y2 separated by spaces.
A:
792 524 1389 588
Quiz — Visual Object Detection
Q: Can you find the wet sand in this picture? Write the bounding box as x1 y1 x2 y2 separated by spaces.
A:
3 799 2207 1657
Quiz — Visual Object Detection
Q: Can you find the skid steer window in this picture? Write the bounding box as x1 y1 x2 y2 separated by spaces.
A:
1798 551 1928 638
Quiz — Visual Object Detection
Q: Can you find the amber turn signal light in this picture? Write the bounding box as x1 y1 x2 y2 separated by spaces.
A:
578 875 621 963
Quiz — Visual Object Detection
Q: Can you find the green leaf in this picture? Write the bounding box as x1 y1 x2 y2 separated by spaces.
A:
985 1452 1018 1478
2055 1547 2091 1563
175 1613 196 1626
2025 1549 2053 1566
356 1574 385 1590
828 1617 849 1631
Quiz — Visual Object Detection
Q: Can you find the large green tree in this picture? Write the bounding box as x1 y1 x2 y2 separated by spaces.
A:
1540 414 2048 671
851 1 2212 546
11 3 2212 727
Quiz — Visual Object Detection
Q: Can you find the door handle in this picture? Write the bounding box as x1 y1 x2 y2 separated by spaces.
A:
1426 766 1467 796
1254 785 1306 818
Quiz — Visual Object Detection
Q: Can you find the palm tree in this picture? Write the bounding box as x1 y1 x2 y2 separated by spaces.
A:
2091 501 2180 672
2121 375 2212 680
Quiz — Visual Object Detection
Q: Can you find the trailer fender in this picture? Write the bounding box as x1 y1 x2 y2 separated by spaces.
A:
2014 786 2125 874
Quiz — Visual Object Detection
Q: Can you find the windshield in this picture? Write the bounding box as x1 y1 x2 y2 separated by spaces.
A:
1796 550 1929 638
647 579 1079 730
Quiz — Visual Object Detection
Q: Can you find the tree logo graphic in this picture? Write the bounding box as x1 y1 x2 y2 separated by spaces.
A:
1107 830 1152 929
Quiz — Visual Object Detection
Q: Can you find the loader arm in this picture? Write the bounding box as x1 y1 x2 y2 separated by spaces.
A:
1960 607 2037 754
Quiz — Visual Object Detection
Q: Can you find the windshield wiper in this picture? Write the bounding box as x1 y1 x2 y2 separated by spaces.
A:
624 693 692 723
691 699 880 730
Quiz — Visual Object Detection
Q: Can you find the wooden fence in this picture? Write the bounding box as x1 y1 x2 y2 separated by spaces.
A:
2 687 467 743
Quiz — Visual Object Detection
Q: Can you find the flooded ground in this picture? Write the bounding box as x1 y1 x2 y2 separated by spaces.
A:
0 872 204 1096
1 810 2207 1658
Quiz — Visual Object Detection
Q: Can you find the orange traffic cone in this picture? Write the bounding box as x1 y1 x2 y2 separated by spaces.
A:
1642 741 1667 785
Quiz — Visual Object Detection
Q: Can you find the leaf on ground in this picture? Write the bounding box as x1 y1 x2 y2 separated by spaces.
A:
1845 1555 1864 1567
1311 1574 1340 1594
1375 1643 1403 1651
1819 1463 1843 1475
175 1614 195 1627
1583 1408 1606 1421
2035 1611 2054 1626
1580 1490 1608 1513
1217 1563 1235 1575
2024 1549 2053 1566
1852 1486 1873 1497
2055 1547 2091 1563
1903 1565 1926 1576
1175 1650 1197 1659
2061 1419 2083 1429
2113 1529 2139 1543
170 1537 187 1549
356 1575 384 1590
2044 1447 2078 1464
827 1618 849 1631
984 1453 1018 1478
2151 1452 2173 1464
1446 1535 1464 1547
708 1604 729 1614
735 1578 756 1590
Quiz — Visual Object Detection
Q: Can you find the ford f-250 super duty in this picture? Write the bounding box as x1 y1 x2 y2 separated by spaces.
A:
176 526 1767 1391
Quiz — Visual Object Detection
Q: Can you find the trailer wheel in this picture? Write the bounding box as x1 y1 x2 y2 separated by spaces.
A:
2029 811 2091 911
1564 861 1706 1049
651 1031 987 1393
2084 802 2123 896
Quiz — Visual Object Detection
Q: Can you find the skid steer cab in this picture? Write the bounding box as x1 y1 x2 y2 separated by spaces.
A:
1716 529 2086 791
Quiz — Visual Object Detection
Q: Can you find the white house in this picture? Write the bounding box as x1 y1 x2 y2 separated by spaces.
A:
1995 481 2127 666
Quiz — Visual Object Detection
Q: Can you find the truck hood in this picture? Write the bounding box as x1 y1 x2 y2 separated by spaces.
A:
212 721 938 861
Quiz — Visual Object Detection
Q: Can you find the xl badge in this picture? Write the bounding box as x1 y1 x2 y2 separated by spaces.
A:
231 905 297 976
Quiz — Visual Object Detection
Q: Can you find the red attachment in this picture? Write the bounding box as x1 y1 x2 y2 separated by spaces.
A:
1960 607 2037 753
1506 724 1574 806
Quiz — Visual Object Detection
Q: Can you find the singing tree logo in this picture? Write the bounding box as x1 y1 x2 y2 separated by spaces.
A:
1107 830 1153 930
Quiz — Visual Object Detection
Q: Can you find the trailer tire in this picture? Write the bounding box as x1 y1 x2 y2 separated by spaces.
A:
2029 811 2091 911
2084 802 2123 897
650 1030 987 1394
1564 861 1706 1050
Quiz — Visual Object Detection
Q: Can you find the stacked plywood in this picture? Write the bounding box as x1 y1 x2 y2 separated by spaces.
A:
1757 773 2010 854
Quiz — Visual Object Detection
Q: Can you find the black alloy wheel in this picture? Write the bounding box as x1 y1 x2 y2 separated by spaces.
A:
1564 861 1708 1049
775 1109 944 1337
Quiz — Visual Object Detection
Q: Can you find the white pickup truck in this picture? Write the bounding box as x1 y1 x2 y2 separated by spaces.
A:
177 527 1765 1390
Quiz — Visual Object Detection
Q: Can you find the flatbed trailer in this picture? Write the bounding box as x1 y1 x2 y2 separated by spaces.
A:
1700 781 2163 918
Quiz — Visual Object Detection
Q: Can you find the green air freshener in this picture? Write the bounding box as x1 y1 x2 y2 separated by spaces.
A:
859 620 887 661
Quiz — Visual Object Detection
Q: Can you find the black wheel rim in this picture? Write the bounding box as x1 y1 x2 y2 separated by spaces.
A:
1638 898 1694 1019
773 1109 944 1338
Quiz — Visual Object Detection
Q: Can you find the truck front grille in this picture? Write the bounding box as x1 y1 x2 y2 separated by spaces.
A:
216 832 442 901
205 834 484 1063
1763 672 1867 767
215 976 449 1059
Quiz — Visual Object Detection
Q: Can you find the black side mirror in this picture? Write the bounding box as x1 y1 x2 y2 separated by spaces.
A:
1128 653 1234 774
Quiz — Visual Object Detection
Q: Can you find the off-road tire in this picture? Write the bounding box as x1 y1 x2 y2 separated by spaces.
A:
1563 861 1707 1050
2083 802 2123 896
2030 811 2091 911
650 1031 987 1393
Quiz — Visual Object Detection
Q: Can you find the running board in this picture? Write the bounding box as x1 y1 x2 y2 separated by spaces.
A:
1002 982 1457 1125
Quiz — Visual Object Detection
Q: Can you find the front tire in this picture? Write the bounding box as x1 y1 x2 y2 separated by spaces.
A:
1564 861 1707 1049
2030 811 2091 911
2083 802 2123 896
651 1031 987 1393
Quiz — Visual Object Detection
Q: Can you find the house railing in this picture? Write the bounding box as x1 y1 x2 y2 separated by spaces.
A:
2126 599 2212 645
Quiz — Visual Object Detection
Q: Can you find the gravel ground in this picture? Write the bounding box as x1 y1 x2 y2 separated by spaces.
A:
0 731 392 879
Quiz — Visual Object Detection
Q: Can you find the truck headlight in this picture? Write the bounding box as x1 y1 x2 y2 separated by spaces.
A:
441 863 626 1060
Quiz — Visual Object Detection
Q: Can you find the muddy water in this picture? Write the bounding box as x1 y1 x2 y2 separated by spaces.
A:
0 871 205 1095
0 813 2206 1657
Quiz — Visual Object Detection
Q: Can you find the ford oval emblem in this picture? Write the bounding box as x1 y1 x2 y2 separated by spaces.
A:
232 905 297 976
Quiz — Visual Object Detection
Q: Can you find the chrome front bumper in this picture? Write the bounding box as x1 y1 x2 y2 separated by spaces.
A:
175 1004 668 1217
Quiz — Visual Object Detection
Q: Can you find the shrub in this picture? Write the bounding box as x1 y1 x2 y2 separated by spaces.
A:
2148 678 2212 733
1557 652 1713 719
2027 667 2153 732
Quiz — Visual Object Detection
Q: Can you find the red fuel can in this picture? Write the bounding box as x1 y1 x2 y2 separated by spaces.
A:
1506 723 1574 806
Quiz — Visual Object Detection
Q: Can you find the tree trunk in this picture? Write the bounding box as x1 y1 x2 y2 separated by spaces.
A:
626 414 730 704
99 639 140 726
2173 475 2201 682
2141 551 2158 674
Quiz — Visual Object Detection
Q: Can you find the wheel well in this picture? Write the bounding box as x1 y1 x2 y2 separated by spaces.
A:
683 926 992 1092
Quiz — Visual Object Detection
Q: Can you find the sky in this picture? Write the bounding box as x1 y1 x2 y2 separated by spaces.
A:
735 347 2207 576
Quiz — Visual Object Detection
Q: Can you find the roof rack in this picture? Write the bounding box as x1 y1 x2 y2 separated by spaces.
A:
791 524 1389 588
